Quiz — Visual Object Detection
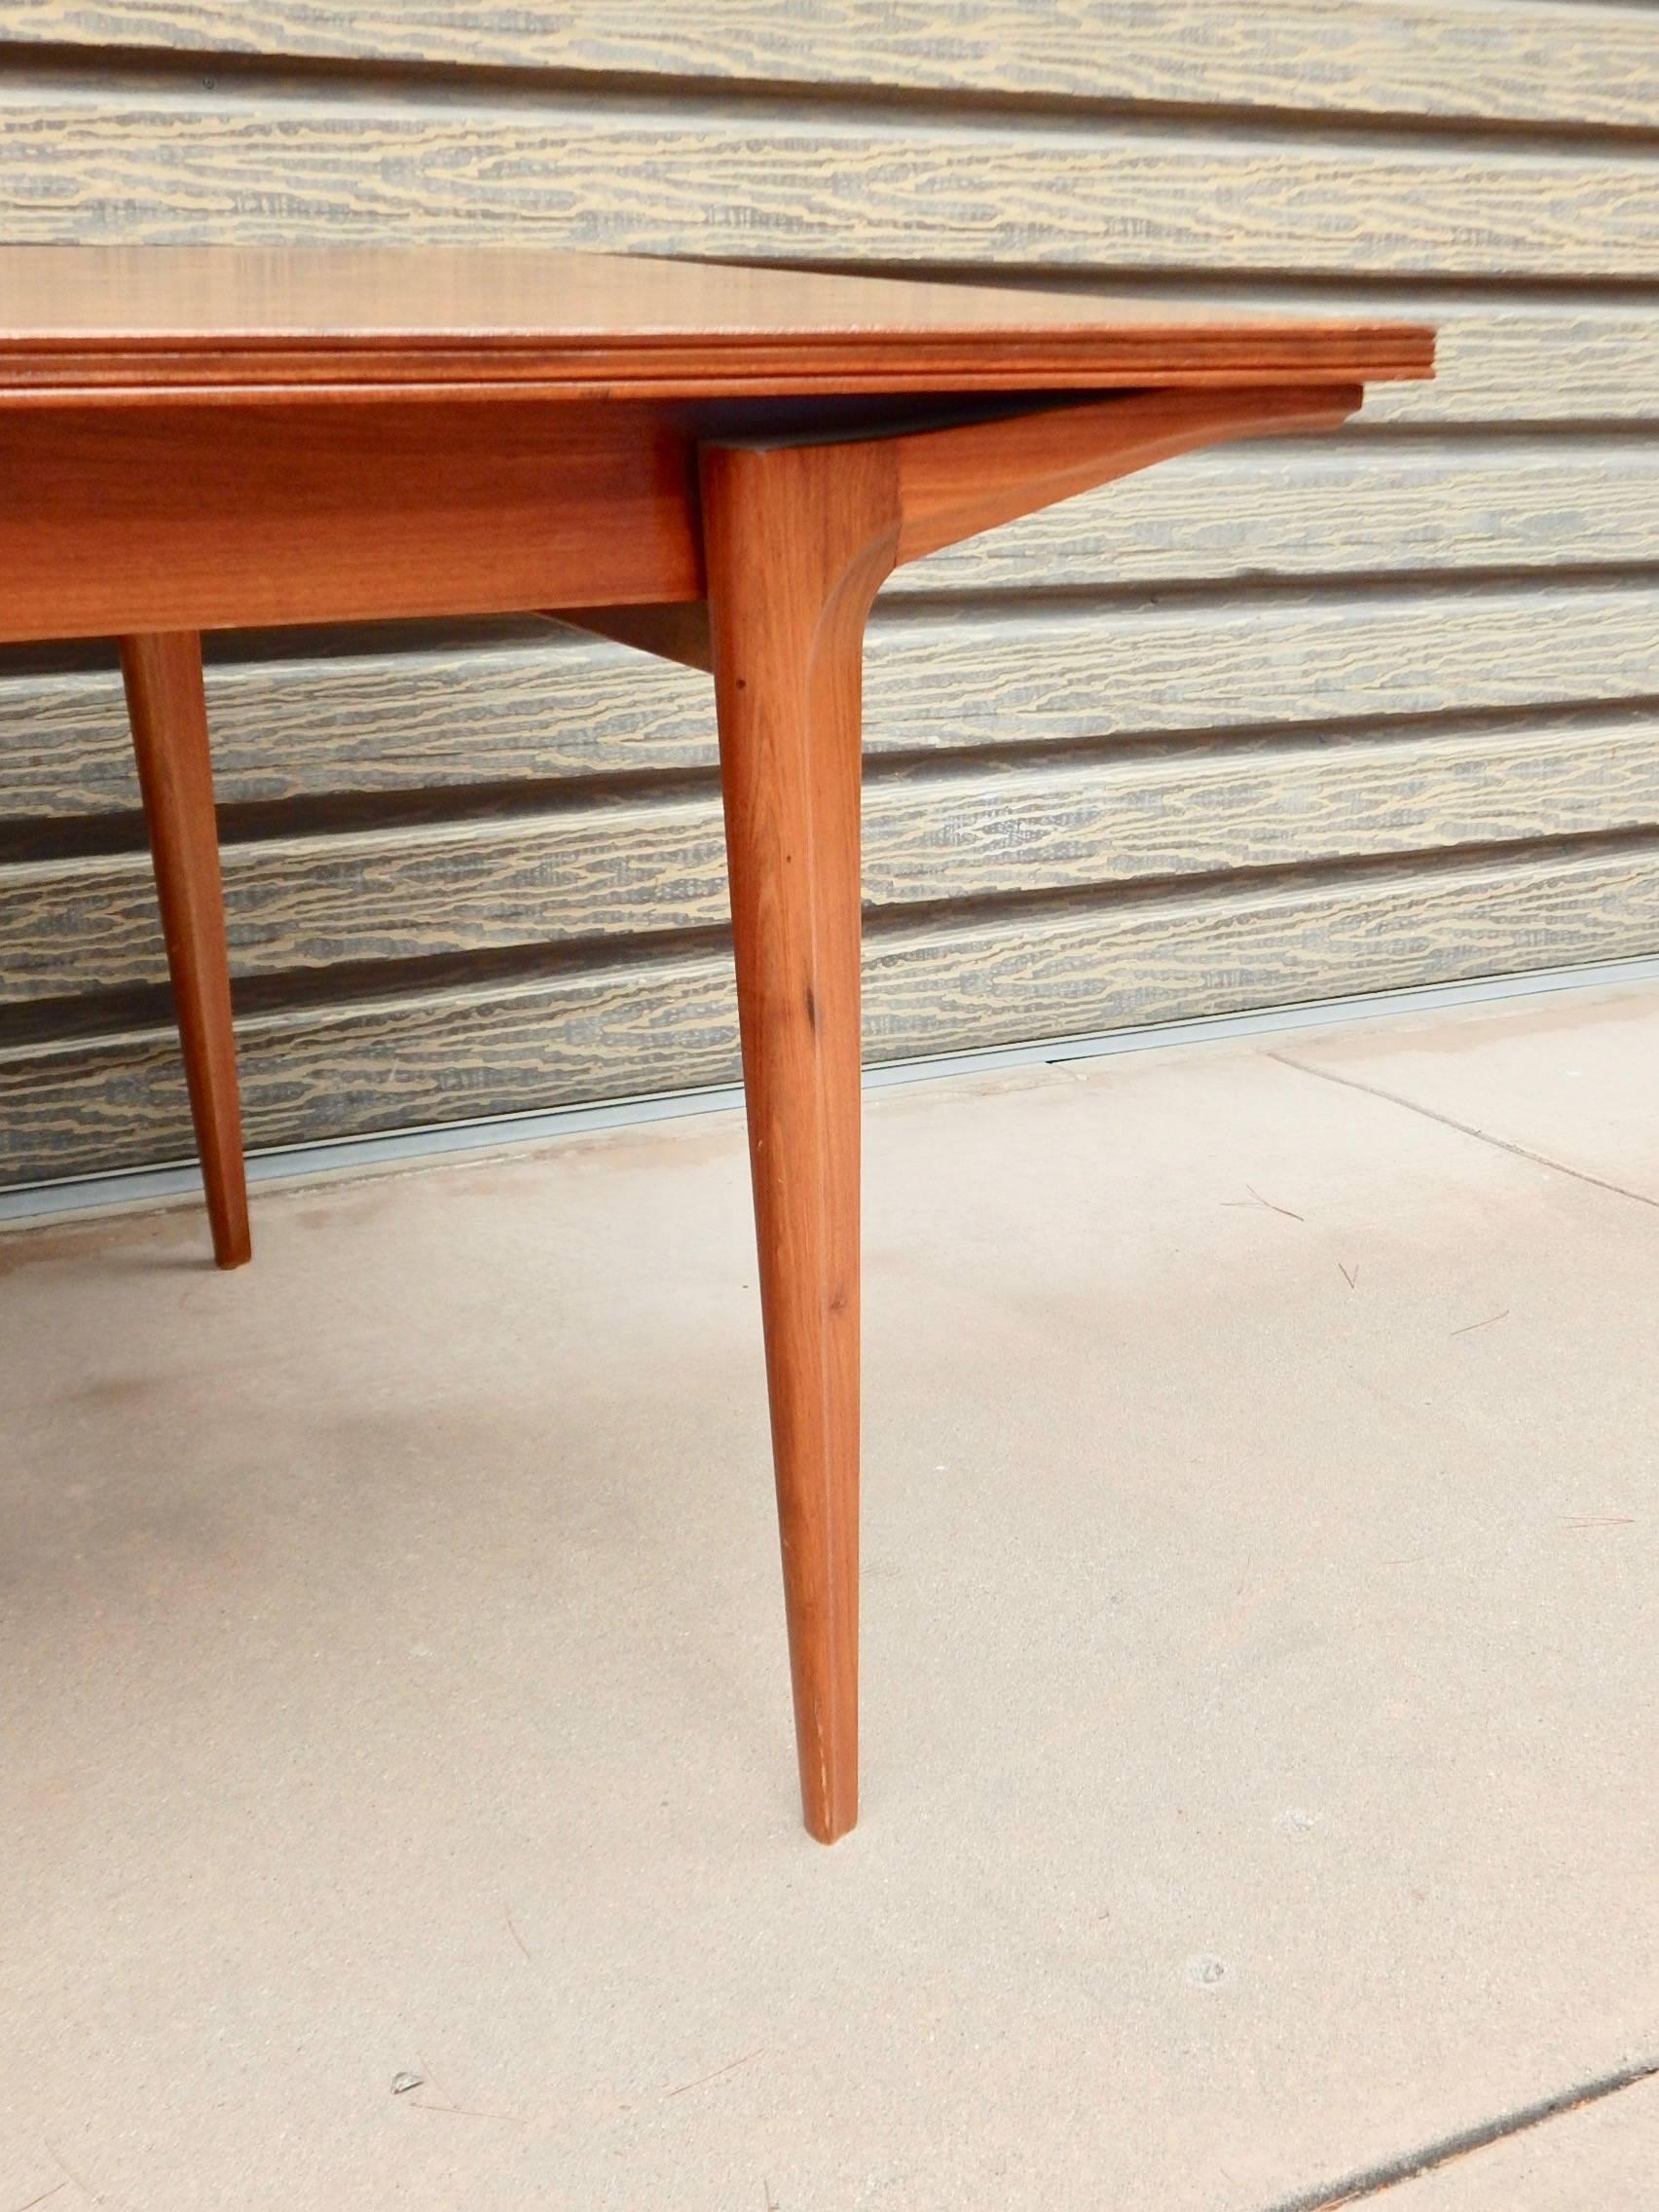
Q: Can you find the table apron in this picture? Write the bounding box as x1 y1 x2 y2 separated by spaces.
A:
0 398 704 642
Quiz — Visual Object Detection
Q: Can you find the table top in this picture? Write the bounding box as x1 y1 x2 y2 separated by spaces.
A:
0 247 1434 401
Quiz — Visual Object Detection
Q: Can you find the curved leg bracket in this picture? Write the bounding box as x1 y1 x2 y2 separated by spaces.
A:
890 382 1364 562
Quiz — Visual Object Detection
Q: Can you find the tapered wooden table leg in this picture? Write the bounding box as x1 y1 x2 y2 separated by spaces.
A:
120 632 251 1270
701 438 902 1842
566 391 1375 1837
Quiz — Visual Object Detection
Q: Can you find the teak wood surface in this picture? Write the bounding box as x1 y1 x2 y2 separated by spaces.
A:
0 247 1433 1843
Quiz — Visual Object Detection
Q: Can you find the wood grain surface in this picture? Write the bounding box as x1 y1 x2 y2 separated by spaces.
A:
8 2 1657 131
702 432 900 1841
889 385 1363 563
0 246 1429 397
118 631 250 1265
0 398 701 641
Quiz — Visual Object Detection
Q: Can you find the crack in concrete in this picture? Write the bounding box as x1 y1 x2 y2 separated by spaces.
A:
1266 1051 1659 1215
1255 1040 1659 2200
1259 2058 1659 2210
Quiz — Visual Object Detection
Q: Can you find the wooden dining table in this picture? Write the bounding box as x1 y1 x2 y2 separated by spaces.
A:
0 246 1434 1841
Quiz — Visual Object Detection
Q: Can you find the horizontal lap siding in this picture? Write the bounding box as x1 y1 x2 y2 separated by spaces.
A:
11 2 1659 130
1 5 1657 1181
12 844 1659 1184
1 82 1654 277
11 709 1659 1002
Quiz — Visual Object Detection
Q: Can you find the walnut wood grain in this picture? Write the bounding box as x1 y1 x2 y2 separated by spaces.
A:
551 383 1362 713
583 376 1406 1831
685 382 1370 1838
119 631 249 1269
549 602 713 673
890 384 1362 562
702 434 903 1842
0 400 700 642
0 247 1431 400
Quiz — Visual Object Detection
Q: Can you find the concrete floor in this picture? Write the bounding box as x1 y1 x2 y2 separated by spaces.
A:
4 983 1658 2211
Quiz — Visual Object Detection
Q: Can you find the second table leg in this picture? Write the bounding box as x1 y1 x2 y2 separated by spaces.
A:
120 631 251 1271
